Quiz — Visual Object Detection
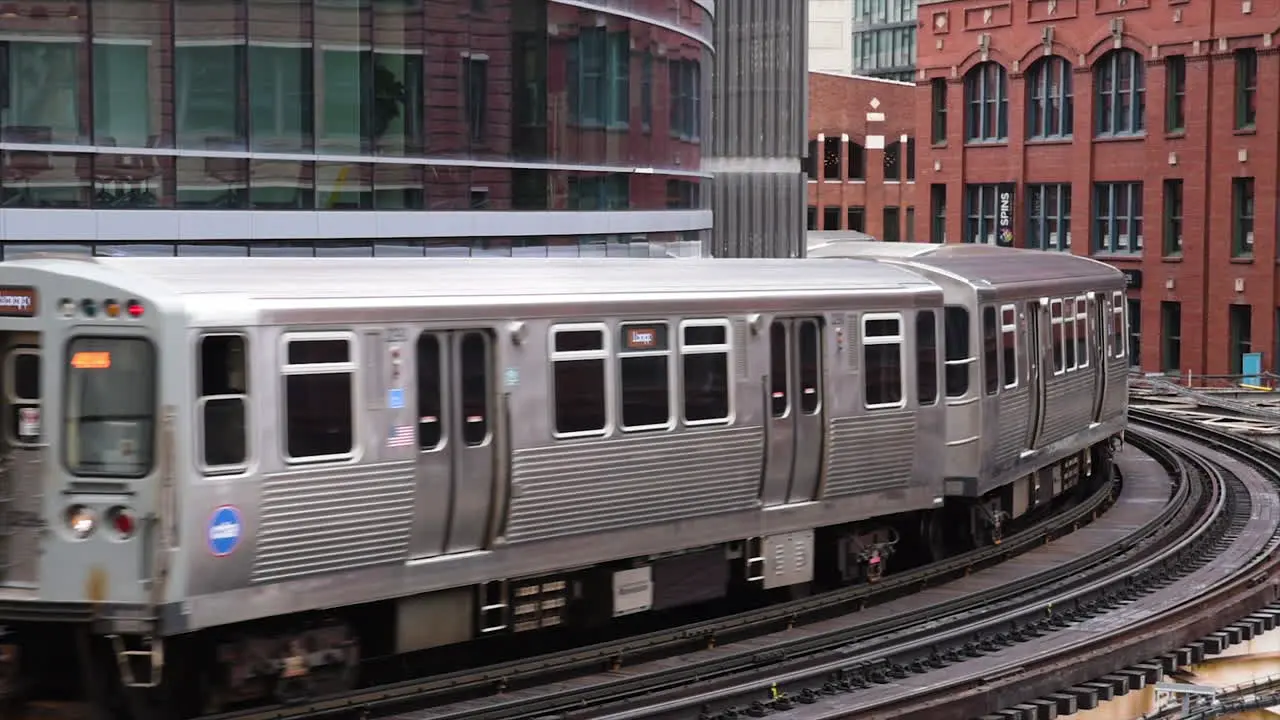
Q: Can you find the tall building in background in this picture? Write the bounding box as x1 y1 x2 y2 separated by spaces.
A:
808 0 855 75
0 0 714 258
850 0 917 81
707 0 808 258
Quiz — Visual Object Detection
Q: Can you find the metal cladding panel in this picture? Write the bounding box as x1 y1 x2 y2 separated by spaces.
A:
506 426 765 544
709 0 806 159
711 172 806 258
824 412 916 497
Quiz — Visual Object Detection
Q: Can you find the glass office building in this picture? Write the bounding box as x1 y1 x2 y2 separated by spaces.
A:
0 0 712 257
851 0 915 82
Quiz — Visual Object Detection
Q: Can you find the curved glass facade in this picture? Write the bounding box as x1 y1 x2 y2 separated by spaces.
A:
0 0 712 246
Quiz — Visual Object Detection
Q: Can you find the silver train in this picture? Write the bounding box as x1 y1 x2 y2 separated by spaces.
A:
0 246 1127 715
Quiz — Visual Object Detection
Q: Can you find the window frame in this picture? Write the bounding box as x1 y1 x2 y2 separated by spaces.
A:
1094 49 1146 137
1026 183 1072 251
862 312 907 410
279 330 358 465
1235 48 1257 131
4 347 41 449
964 184 1002 245
616 320 675 433
1074 296 1090 370
1027 55 1074 140
1232 176 1255 258
1000 304 1019 389
1092 181 1144 254
63 335 159 479
1163 179 1183 256
1164 55 1186 133
549 322 611 439
982 304 1000 396
963 62 1009 143
1111 291 1127 360
677 318 734 426
916 310 939 407
197 331 251 475
943 305 973 399
930 77 948 144
1050 299 1065 375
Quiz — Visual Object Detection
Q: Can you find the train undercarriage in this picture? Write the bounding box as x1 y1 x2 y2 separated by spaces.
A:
1 444 1113 720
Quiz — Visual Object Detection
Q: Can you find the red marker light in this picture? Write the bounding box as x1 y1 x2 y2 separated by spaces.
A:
108 507 137 539
126 300 144 318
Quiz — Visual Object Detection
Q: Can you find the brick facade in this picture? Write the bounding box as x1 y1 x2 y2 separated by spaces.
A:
806 71 920 242
913 0 1280 377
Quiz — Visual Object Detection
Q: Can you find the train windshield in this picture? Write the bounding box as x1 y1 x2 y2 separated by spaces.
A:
63 336 156 478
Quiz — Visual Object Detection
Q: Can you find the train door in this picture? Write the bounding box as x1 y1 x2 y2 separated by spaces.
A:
1091 295 1107 423
0 335 41 587
761 318 824 505
415 330 497 555
1024 301 1046 452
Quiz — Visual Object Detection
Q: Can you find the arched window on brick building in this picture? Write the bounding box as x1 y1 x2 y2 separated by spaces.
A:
1094 49 1145 137
963 62 1009 143
1026 55 1074 140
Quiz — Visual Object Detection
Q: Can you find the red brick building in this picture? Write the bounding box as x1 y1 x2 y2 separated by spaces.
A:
912 0 1280 378
805 71 919 242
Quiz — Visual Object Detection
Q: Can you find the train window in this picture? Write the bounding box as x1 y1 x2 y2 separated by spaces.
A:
1075 297 1090 369
459 332 491 446
417 334 443 450
769 321 789 418
618 322 672 431
1111 291 1126 359
282 334 355 462
5 349 41 446
551 325 608 437
1050 300 1065 374
916 311 938 406
198 334 248 471
798 320 821 414
1000 305 1018 389
943 306 972 398
863 314 904 408
64 336 156 478
680 320 732 424
1063 300 1077 370
982 306 999 396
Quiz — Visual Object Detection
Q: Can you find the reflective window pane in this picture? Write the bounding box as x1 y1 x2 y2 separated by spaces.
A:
94 153 173 208
373 164 424 209
249 159 313 209
175 0 246 150
177 156 248 209
315 0 369 154
248 0 313 152
93 0 169 148
0 2 89 145
0 152 91 208
316 163 371 210
373 0 425 156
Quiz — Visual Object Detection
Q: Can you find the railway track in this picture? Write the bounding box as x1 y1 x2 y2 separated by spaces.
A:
196 459 1122 720
586 411 1278 720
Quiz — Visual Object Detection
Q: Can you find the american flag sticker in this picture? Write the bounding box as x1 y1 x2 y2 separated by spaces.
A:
387 424 415 448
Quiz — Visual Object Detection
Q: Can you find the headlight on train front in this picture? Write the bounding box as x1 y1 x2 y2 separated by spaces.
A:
64 505 96 539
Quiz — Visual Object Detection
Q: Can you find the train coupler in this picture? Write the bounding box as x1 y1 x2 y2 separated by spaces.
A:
108 634 164 689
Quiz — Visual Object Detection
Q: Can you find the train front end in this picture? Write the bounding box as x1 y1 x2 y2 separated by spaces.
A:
0 257 174 709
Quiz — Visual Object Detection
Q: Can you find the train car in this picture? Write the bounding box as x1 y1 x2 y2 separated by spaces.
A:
0 254 963 716
807 240 1128 544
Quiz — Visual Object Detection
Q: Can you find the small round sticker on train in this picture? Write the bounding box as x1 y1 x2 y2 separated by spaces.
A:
208 505 243 557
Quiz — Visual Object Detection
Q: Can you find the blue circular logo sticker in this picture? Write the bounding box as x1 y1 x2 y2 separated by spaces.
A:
208 505 243 557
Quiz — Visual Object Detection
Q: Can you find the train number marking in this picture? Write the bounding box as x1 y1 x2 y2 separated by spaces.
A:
208 505 243 557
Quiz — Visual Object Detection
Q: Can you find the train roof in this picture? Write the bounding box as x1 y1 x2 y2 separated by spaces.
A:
7 255 939 301
805 241 1124 289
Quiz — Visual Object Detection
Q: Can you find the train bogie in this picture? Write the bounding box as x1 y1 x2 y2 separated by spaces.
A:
0 253 1126 717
